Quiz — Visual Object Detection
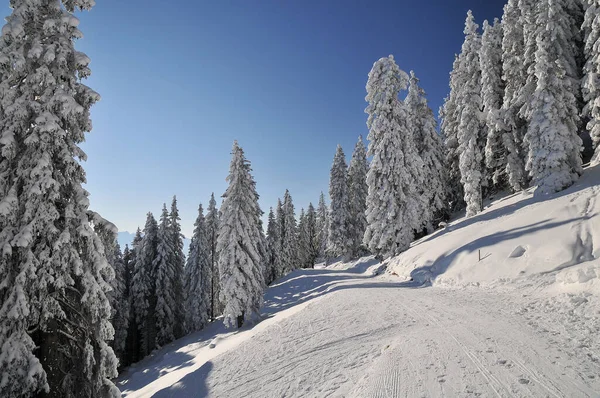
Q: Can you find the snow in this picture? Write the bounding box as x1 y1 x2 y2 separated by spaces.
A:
118 165 600 397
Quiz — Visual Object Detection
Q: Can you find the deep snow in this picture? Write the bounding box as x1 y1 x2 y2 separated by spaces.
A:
117 165 600 397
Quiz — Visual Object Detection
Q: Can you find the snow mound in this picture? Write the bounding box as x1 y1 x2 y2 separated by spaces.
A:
388 164 600 291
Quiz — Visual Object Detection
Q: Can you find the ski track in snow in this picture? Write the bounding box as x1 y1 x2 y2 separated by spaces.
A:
119 266 600 397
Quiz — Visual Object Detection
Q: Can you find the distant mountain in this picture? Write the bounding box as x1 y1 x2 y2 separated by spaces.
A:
117 231 191 256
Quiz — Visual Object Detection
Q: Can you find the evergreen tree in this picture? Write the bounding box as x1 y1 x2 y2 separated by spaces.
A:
169 196 185 338
281 190 298 273
583 0 600 163
131 213 158 358
125 228 143 363
327 145 350 258
523 0 583 193
109 243 129 367
316 193 329 261
265 207 280 284
154 205 176 347
364 55 424 258
347 137 369 258
217 141 266 328
440 55 466 211
185 204 211 333
205 193 220 320
500 0 528 191
297 208 308 267
481 18 507 188
456 11 485 217
303 203 319 267
405 72 448 230
0 1 120 395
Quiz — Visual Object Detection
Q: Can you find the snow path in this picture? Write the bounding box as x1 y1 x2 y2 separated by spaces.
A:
122 263 600 397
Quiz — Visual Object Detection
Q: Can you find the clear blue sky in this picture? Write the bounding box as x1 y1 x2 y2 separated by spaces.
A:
48 0 505 237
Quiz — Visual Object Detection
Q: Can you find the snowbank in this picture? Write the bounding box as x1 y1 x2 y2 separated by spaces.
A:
388 165 600 293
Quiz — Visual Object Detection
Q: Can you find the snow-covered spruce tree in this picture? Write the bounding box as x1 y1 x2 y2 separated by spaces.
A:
523 0 583 194
205 193 220 320
364 55 424 258
185 204 211 333
265 207 280 284
0 0 120 395
217 141 266 328
281 189 298 273
297 208 308 267
315 192 329 261
499 0 528 192
169 196 185 338
481 18 507 188
303 203 319 267
327 145 350 258
131 213 158 358
88 213 129 367
346 137 368 258
125 228 143 363
154 205 176 347
275 199 285 276
405 71 448 230
583 0 600 163
456 11 485 217
108 242 129 367
440 55 465 211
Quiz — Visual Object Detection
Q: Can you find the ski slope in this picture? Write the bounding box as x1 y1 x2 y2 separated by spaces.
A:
118 165 600 397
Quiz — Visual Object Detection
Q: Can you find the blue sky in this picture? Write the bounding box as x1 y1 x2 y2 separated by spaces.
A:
45 0 505 237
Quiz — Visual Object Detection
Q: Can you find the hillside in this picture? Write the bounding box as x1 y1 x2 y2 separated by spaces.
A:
117 165 600 397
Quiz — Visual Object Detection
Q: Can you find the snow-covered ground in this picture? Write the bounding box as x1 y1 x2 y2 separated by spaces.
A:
118 165 600 397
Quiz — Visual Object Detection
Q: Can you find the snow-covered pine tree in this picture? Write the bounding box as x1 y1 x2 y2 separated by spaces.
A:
347 137 369 258
523 0 583 194
275 199 285 274
456 11 485 217
265 207 280 284
440 55 466 212
205 193 220 320
499 0 528 192
217 141 266 328
297 208 308 267
583 0 600 163
481 18 507 188
125 228 143 363
185 204 211 333
303 203 319 267
109 242 129 367
405 71 448 230
316 192 329 261
281 190 298 273
364 55 424 258
89 213 129 369
154 205 176 347
0 0 120 395
131 213 158 358
327 145 350 258
169 196 185 338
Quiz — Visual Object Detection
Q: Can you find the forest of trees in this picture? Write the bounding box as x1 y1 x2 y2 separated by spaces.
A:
1 0 600 396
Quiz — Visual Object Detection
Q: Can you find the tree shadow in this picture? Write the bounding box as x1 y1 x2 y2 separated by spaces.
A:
152 361 214 398
117 321 231 395
409 215 596 283
263 257 382 316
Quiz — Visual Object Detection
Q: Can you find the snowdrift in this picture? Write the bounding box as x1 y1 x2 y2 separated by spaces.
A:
388 164 600 292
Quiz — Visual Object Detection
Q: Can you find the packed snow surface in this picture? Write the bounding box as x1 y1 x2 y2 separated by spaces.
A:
118 166 600 397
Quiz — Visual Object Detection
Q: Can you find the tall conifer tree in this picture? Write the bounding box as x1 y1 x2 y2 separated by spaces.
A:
0 1 119 395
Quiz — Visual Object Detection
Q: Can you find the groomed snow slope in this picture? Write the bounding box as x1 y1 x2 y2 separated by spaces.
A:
118 165 600 397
